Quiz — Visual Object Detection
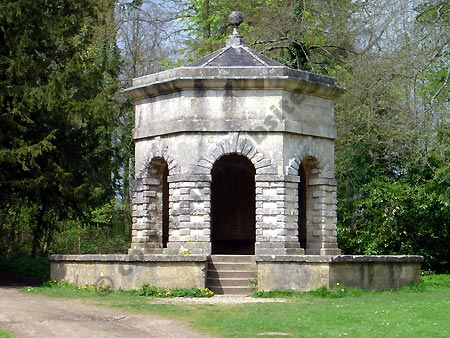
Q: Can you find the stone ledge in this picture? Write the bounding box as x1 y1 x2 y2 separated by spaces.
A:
168 174 211 182
132 120 336 140
127 77 342 103
255 175 301 182
256 255 424 263
49 254 209 263
331 255 424 263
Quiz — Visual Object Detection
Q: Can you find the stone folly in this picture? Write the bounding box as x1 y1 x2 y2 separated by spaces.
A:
49 13 422 294
127 13 341 257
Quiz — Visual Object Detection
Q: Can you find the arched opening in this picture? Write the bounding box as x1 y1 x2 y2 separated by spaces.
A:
162 164 169 248
148 157 170 248
298 163 307 249
211 154 256 254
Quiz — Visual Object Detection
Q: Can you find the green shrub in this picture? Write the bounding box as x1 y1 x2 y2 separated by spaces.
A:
135 284 214 298
308 284 347 298
50 220 130 254
39 279 110 295
252 289 294 298
421 274 450 288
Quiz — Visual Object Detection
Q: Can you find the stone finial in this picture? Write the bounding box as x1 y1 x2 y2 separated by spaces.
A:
226 11 245 47
228 11 243 34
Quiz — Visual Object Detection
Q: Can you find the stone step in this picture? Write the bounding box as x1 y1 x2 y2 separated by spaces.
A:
207 270 257 279
207 277 255 287
208 262 256 271
209 255 256 263
206 255 257 295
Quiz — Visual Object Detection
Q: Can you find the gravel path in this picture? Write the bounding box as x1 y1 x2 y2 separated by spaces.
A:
0 271 286 338
0 287 213 338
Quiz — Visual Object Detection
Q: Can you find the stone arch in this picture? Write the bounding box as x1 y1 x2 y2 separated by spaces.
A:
131 138 177 253
136 137 180 180
286 139 334 254
285 138 329 177
296 157 321 253
148 157 169 247
196 132 276 175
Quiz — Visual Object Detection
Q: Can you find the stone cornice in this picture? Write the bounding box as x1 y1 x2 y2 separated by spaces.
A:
132 121 337 141
125 66 344 101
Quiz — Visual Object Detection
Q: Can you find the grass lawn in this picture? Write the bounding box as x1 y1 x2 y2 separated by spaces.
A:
0 329 12 338
27 275 450 338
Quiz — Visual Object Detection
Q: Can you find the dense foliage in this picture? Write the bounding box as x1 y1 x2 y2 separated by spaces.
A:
0 0 129 257
334 0 449 272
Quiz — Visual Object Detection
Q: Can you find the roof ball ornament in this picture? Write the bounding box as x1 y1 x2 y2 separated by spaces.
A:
228 11 243 35
226 11 245 47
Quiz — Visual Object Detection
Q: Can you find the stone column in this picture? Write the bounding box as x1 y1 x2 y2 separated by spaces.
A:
166 174 212 254
255 175 304 255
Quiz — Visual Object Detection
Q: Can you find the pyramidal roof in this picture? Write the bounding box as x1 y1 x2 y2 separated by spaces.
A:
187 37 284 68
187 12 284 68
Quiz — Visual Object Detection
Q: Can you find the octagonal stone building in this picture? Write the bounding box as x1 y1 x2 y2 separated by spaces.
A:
126 23 342 258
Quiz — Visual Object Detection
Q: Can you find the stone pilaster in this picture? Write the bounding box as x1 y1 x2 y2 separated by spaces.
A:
255 175 304 255
166 174 212 254
307 178 341 255
129 177 164 253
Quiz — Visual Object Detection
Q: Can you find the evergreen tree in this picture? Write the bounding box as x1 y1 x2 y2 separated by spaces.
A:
0 0 122 256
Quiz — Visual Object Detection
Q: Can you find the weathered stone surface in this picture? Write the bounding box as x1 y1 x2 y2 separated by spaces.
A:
49 254 422 292
256 255 423 291
50 255 208 290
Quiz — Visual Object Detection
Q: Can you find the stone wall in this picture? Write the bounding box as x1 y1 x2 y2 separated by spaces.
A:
50 255 208 290
257 255 423 292
329 256 423 290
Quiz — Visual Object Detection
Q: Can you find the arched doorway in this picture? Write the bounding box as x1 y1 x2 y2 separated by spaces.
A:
148 157 169 248
298 163 307 250
162 163 169 248
211 154 256 254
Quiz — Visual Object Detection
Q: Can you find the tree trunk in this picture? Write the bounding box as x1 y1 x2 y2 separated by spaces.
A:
31 202 46 257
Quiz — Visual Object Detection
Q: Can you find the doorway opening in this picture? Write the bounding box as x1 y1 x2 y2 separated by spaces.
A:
211 154 256 254
298 163 307 249
148 157 169 248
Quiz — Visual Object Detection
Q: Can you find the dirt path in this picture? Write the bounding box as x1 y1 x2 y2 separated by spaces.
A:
0 287 213 338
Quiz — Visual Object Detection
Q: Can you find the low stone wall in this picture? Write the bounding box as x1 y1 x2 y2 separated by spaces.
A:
49 254 208 290
50 254 423 292
257 255 423 291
